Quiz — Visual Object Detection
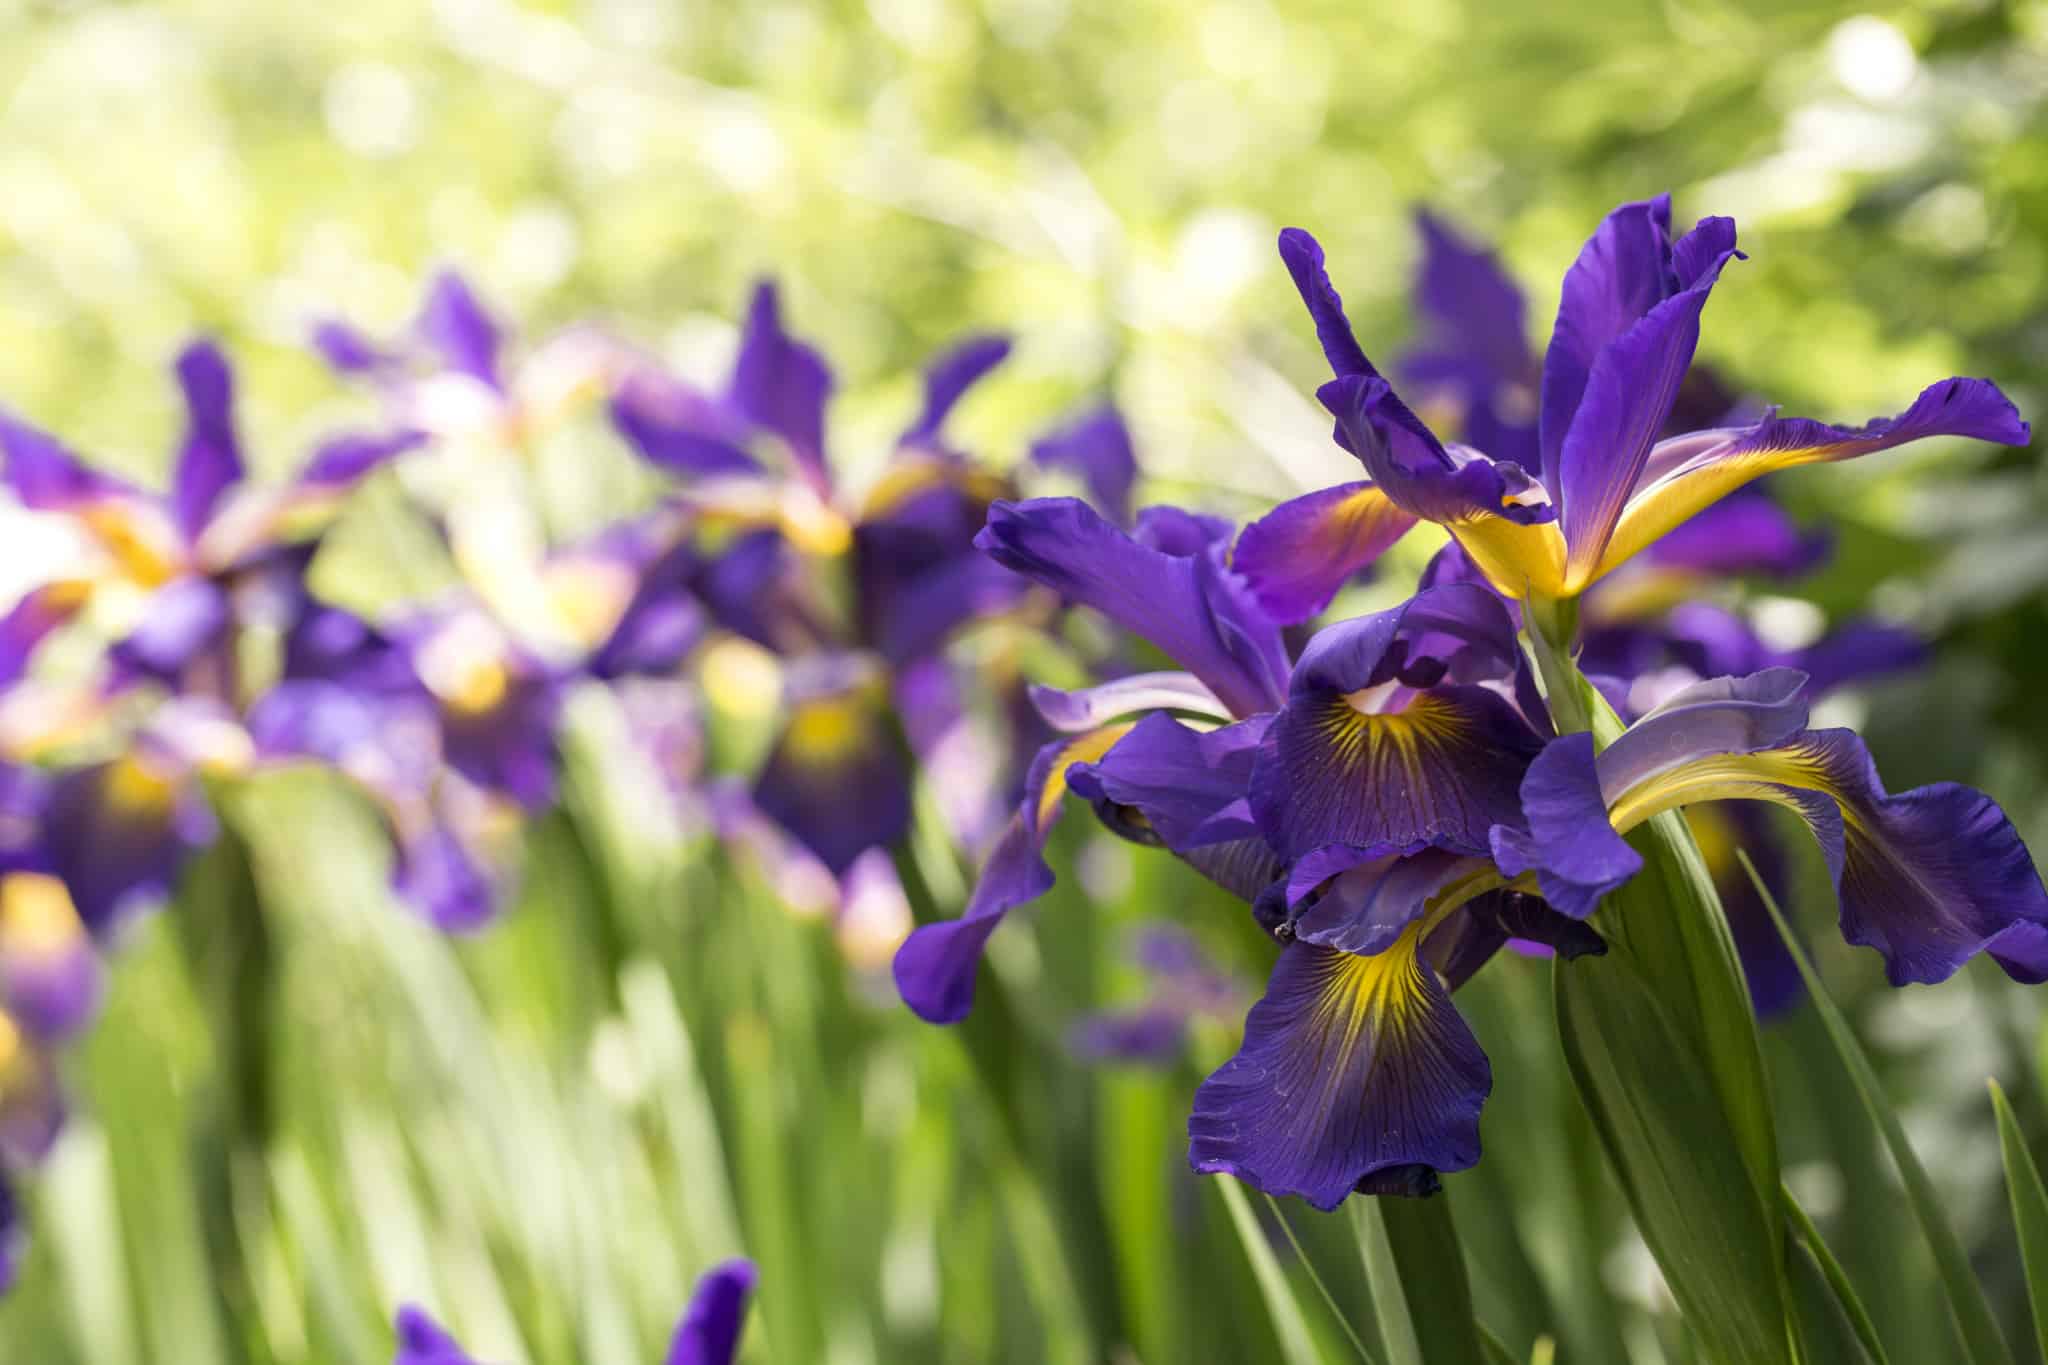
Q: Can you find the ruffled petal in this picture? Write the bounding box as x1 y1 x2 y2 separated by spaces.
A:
1188 934 1489 1209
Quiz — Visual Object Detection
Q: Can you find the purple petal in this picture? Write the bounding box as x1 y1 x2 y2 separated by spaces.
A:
1406 209 1532 397
1277 228 1382 380
437 674 563 812
392 821 499 934
1188 938 1489 1209
393 1304 478 1365
610 370 762 479
1553 218 1741 585
1131 503 1234 557
1069 1005 1191 1065
1488 733 1640 919
106 576 232 686
42 758 212 936
309 319 394 376
664 1258 758 1365
1069 711 1271 855
1538 194 1677 482
0 871 104 1041
1250 585 1542 860
1639 488 1828 579
0 410 141 512
0 581 92 689
728 281 835 492
416 271 503 390
894 725 1129 1023
295 429 428 491
1318 375 1555 530
586 540 709 681
1288 844 1480 956
976 498 1287 718
1234 481 1417 624
902 334 1010 448
1030 406 1139 525
1789 621 1927 696
751 663 909 876
169 339 246 543
1595 667 1812 799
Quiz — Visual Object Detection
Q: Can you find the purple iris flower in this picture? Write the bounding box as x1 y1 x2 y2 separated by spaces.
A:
394 1258 756 1365
893 496 1283 1024
1237 195 2028 613
0 340 422 698
1069 924 1244 1065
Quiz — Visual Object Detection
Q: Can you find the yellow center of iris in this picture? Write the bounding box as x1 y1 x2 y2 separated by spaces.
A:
445 661 510 715
0 872 83 959
786 695 870 762
104 752 176 812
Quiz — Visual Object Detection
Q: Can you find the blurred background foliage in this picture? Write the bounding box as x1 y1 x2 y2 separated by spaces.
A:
4 0 2048 1361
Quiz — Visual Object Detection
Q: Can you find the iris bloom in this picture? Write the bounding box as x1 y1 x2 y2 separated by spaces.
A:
0 340 421 701
1237 195 2029 614
1068 924 1244 1066
894 495 1290 1023
394 1258 756 1365
613 282 1135 878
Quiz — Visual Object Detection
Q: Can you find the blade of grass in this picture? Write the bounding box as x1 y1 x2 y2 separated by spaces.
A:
1476 1323 1518 1365
1740 849 2013 1365
1989 1079 2048 1365
1354 1199 1426 1365
1265 1195 1379 1365
1780 1184 1891 1365
1215 1178 1321 1365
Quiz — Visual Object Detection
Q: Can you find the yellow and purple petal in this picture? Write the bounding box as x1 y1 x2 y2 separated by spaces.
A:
894 723 1130 1023
1188 933 1489 1209
1251 585 1543 861
1234 481 1417 625
752 658 910 877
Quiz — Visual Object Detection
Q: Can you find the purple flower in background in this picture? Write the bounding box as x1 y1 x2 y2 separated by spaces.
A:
394 1258 757 1365
1069 924 1244 1065
1238 196 2028 609
0 339 421 698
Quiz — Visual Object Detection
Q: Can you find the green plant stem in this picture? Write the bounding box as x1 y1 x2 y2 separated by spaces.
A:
1266 1196 1379 1365
1781 1184 1893 1365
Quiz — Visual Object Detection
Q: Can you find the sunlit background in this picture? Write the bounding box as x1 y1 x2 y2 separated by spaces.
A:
4 0 2048 1361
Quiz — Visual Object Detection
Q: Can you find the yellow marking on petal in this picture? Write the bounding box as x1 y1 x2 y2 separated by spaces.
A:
779 489 854 557
861 459 1006 522
700 638 784 720
104 753 176 813
0 1012 20 1075
785 694 872 764
1447 516 1570 600
446 661 509 715
1683 803 1742 882
1310 920 1432 1049
1582 564 1712 625
1606 744 1838 836
79 500 183 588
542 558 635 651
1035 722 1136 831
1593 445 1828 589
0 873 84 960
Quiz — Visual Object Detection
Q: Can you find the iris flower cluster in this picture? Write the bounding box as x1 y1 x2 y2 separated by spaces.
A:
0 274 1133 1288
898 193 2048 1210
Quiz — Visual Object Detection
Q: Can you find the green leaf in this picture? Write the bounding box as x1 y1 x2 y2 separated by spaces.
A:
1529 607 1794 1365
1215 1179 1322 1365
1741 851 2014 1365
1552 813 1793 1364
1353 1195 1489 1365
1990 1079 2048 1365
1782 1184 1892 1365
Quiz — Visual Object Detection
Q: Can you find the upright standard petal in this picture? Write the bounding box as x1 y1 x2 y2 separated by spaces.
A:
416 271 504 390
1406 209 1532 398
1250 585 1543 861
1233 481 1417 624
169 339 246 543
1598 377 2030 585
1538 194 1677 480
894 723 1130 1023
976 498 1288 718
1030 406 1139 526
1276 228 1381 380
728 281 835 492
1188 932 1490 1208
901 334 1010 449
665 1258 758 1365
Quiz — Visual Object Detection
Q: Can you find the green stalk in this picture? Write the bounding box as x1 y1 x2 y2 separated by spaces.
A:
1526 594 1797 1364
